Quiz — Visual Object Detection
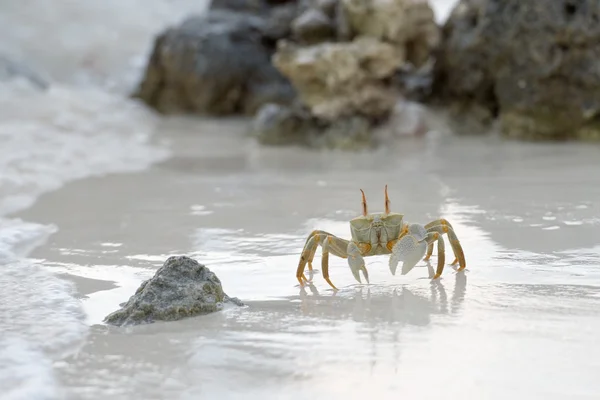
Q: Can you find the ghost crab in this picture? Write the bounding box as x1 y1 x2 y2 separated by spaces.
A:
296 185 466 290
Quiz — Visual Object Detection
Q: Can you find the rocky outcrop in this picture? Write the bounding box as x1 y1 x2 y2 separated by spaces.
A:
133 3 297 115
434 0 600 140
252 0 439 147
273 36 403 121
134 0 439 146
104 256 243 327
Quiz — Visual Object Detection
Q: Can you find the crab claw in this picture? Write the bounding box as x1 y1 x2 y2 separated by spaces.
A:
349 264 370 284
389 224 428 276
361 266 370 284
350 264 362 283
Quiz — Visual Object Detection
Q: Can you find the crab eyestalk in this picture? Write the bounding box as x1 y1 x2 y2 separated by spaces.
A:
360 189 368 216
384 184 391 215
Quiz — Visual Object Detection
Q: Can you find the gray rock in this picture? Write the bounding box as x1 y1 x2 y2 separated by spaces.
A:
210 0 272 15
393 61 434 103
251 102 376 149
263 2 301 42
314 0 338 17
104 256 243 327
434 0 600 140
133 10 295 115
251 102 318 146
291 8 335 44
209 0 300 41
316 114 374 149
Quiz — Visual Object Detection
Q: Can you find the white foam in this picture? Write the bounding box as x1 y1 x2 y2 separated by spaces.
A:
0 258 87 399
0 338 62 400
0 81 170 216
0 0 211 92
0 2 196 393
0 78 171 396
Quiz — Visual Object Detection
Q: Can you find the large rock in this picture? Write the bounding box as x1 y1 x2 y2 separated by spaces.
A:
104 256 243 327
340 0 440 67
434 0 600 140
133 10 296 115
272 36 404 120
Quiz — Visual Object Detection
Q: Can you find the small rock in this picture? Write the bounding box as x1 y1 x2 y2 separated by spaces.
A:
392 61 434 102
292 8 335 44
315 114 374 149
251 102 318 146
104 256 243 327
315 0 338 17
264 3 300 42
251 102 377 149
210 0 300 42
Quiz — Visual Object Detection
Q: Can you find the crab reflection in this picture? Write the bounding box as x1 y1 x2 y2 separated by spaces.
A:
298 262 467 324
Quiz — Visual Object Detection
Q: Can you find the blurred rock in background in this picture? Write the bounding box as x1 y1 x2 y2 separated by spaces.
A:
134 0 439 149
252 0 440 149
432 0 600 140
133 0 298 115
133 0 600 147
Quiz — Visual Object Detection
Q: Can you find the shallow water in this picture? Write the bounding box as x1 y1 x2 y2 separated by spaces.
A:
2 0 600 399
9 122 600 400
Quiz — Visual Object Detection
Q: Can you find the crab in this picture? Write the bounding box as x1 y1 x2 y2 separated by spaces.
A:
296 185 466 290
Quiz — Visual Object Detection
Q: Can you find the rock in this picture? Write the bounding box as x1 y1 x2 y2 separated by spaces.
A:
251 102 318 146
315 0 338 17
430 0 497 133
210 0 300 42
251 102 376 149
265 2 301 42
340 0 440 67
291 8 335 44
434 0 600 140
133 10 295 115
392 60 434 102
104 256 243 327
272 36 403 120
318 114 373 149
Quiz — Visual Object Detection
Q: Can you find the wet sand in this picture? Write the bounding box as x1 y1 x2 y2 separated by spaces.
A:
15 117 600 399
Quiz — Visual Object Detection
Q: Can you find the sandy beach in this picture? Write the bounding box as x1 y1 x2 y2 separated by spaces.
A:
4 115 599 399
2 0 600 399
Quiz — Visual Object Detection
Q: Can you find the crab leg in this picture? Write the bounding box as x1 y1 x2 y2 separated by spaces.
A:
299 229 349 271
321 236 351 290
428 231 445 278
423 219 466 271
296 230 349 289
423 219 457 262
298 230 329 274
